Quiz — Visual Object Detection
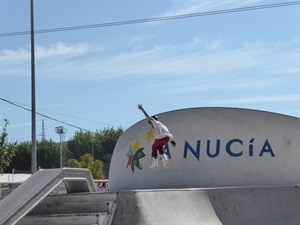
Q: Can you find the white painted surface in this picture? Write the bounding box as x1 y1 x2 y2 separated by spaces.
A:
109 107 299 191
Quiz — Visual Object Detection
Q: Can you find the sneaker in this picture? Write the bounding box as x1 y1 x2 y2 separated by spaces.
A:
149 157 158 169
160 154 169 168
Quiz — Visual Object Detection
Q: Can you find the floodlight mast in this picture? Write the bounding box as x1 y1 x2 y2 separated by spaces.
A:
55 126 67 168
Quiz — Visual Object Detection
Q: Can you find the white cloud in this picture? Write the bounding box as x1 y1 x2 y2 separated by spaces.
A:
1 48 30 62
214 94 299 104
0 42 90 77
0 42 89 64
158 76 286 95
35 42 89 58
0 37 298 83
160 0 263 17
92 37 297 80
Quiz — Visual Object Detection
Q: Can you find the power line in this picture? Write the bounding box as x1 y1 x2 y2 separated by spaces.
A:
40 108 116 127
0 97 89 131
1 98 116 127
0 1 299 38
0 97 118 141
10 100 116 127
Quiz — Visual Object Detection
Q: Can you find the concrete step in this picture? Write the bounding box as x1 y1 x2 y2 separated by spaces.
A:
17 212 109 225
28 192 117 216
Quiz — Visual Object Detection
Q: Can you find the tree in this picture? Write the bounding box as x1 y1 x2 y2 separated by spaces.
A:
68 159 79 168
37 139 60 169
6 139 62 172
67 131 94 160
4 127 123 175
67 154 104 179
5 141 31 173
0 121 16 173
67 127 123 177
94 127 123 163
94 127 123 177
67 127 123 162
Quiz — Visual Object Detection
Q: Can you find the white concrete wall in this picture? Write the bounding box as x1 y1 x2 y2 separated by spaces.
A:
109 107 299 191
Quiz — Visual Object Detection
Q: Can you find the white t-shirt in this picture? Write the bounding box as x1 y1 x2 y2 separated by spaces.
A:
150 119 173 139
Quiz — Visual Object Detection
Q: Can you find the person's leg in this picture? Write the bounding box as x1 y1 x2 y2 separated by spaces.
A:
150 139 161 169
151 140 159 158
154 137 170 168
150 137 170 169
156 137 170 155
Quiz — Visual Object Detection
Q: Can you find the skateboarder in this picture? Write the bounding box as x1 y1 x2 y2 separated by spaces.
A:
137 104 176 169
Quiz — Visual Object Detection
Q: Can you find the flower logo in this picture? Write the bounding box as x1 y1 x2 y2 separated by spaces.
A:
126 139 146 173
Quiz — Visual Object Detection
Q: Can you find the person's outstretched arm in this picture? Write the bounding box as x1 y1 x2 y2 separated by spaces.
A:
137 104 152 120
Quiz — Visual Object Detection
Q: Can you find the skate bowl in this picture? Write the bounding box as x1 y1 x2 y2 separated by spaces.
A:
109 107 299 191
0 107 298 225
110 186 300 225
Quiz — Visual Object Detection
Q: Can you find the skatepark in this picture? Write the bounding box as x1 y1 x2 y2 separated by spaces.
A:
0 107 299 225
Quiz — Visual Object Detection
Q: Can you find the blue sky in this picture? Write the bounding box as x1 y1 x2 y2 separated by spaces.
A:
0 0 299 142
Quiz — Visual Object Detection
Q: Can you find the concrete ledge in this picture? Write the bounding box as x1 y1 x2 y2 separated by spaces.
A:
17 212 108 225
28 192 117 216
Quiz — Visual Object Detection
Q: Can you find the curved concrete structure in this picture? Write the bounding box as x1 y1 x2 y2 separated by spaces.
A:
109 107 299 191
110 186 300 225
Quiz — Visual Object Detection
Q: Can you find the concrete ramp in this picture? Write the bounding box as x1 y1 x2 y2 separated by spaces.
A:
111 186 300 225
209 185 300 224
0 168 95 225
112 190 222 225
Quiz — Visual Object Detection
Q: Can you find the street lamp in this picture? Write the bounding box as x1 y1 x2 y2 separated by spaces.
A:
55 126 67 168
91 139 94 158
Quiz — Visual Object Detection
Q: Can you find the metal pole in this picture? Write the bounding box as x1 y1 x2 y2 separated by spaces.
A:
60 135 63 168
30 0 37 174
92 140 94 158
55 126 66 168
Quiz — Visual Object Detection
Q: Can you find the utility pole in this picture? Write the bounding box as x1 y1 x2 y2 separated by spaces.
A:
55 126 67 168
30 0 37 174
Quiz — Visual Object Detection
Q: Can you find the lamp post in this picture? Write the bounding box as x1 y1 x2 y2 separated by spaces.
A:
91 139 94 158
55 126 66 168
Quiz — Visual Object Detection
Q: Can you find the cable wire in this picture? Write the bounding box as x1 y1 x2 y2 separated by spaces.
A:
9 100 116 127
0 1 299 38
0 97 118 141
